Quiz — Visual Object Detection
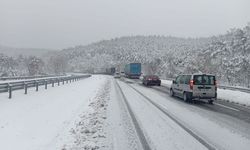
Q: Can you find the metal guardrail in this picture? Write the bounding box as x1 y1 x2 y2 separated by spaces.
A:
0 75 65 81
0 75 91 99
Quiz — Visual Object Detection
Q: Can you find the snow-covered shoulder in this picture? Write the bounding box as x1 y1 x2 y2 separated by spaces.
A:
0 75 109 150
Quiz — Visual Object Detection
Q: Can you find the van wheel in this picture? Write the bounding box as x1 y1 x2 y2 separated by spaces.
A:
208 100 214 105
170 89 174 97
183 92 190 102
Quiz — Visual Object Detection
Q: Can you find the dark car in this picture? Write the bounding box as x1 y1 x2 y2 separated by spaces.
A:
142 75 161 86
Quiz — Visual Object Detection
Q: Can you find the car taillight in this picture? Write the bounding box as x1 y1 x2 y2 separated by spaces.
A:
189 80 194 90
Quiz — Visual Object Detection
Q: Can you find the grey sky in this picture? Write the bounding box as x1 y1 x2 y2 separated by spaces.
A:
0 0 250 49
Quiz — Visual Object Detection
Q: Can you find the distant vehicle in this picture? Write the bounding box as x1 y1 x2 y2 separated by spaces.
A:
111 67 116 74
170 73 217 104
114 72 121 78
125 63 141 79
120 71 125 76
142 75 161 86
106 67 116 75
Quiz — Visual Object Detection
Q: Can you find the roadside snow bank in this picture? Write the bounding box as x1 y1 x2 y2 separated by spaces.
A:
0 75 107 150
218 89 250 107
161 79 173 86
62 78 111 150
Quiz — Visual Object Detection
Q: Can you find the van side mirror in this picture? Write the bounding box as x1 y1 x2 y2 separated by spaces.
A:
173 80 176 84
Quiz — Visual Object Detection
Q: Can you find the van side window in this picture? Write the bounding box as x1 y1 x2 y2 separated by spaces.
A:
179 75 185 84
176 76 181 84
184 75 191 84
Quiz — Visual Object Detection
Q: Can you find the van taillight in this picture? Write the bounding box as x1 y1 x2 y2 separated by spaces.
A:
189 80 194 90
215 80 217 91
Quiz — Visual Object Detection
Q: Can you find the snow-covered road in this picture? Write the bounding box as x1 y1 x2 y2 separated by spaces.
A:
123 80 250 150
116 80 208 150
1 75 250 150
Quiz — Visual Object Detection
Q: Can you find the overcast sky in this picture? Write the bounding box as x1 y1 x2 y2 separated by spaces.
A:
0 0 250 49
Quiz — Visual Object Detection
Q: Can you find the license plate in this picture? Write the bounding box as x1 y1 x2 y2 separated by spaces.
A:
200 89 207 92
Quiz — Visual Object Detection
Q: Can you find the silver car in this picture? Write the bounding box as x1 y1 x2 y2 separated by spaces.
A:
114 72 121 78
170 73 217 104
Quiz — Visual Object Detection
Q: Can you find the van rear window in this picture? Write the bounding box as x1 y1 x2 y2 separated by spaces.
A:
193 75 215 85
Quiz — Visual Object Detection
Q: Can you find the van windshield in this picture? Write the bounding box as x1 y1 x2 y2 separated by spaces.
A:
193 75 215 85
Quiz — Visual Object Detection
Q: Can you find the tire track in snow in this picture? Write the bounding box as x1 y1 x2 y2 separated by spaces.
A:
114 80 152 150
125 82 216 150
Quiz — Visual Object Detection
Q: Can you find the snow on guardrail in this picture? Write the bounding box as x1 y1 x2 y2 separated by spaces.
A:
0 75 66 81
0 75 91 99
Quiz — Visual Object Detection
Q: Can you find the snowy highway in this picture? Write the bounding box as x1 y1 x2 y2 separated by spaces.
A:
115 78 250 150
133 79 250 124
0 75 250 150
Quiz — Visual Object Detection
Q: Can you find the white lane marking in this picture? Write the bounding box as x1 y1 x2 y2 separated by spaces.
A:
214 103 240 112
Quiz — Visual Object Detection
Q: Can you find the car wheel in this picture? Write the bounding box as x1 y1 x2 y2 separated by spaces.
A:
158 83 161 86
170 89 174 97
183 92 189 102
208 100 213 105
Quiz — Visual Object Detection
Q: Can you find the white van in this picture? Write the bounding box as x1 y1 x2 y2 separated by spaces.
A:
170 73 217 104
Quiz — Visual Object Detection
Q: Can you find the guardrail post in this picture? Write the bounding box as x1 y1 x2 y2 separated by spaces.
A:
36 81 39 91
24 83 28 94
45 80 47 89
62 79 64 85
70 79 71 83
57 79 60 86
52 80 54 87
8 84 12 99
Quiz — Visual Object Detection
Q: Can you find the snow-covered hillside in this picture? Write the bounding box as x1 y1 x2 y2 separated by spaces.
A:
0 45 56 57
59 36 211 75
1 24 249 87
54 24 250 87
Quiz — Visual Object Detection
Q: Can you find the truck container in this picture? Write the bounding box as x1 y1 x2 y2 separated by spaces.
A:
106 67 116 75
124 63 141 79
111 67 116 75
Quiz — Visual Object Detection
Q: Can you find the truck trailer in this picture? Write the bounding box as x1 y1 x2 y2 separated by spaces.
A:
106 67 116 75
124 63 141 79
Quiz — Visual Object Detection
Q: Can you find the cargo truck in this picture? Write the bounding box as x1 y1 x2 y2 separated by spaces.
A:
125 63 141 79
105 67 116 75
